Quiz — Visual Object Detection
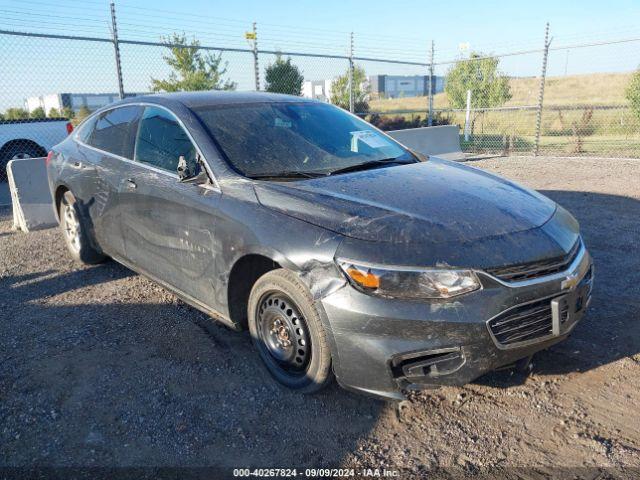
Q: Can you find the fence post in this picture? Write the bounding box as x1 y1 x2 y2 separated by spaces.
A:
464 89 472 141
348 32 355 113
252 22 260 91
428 40 434 126
534 22 551 156
109 2 125 100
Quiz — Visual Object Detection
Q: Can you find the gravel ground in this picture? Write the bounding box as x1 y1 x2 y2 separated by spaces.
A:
1 156 639 477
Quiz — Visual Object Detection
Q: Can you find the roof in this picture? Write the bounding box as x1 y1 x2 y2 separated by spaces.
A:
121 91 317 109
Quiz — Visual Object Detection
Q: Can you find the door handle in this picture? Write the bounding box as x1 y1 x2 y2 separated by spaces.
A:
73 161 83 169
125 178 137 189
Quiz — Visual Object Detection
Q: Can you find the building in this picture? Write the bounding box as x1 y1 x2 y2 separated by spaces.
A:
301 80 334 102
25 92 143 114
369 75 445 99
302 75 445 102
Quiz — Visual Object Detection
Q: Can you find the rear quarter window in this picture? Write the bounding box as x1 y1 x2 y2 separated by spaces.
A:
75 116 97 144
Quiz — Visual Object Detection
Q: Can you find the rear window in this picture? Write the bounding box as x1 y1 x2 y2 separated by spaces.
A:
86 106 142 158
194 102 409 177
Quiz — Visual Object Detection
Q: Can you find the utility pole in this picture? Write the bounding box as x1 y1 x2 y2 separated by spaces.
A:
534 22 551 156
252 22 260 91
428 40 434 126
110 2 124 100
348 32 354 113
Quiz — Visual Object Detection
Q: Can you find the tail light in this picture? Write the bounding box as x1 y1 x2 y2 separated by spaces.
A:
45 151 54 166
66 122 74 135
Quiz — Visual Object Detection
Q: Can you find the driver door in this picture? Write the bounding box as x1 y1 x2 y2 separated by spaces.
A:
118 105 223 306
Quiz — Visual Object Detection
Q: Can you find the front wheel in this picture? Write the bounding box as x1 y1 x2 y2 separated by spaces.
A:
248 269 333 393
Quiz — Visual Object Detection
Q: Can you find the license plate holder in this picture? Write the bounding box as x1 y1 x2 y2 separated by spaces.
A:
551 294 571 336
551 286 589 336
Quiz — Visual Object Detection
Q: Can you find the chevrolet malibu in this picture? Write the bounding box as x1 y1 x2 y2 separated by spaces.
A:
46 92 593 400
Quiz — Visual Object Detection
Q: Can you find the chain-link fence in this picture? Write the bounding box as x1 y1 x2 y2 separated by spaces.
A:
1 7 640 182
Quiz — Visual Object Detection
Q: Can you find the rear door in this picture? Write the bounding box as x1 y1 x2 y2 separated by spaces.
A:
119 105 223 306
80 105 143 257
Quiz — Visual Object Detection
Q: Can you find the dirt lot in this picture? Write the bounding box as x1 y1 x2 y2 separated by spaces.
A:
1 157 639 478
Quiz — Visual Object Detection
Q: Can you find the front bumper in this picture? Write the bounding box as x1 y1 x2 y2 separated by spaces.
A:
320 244 593 400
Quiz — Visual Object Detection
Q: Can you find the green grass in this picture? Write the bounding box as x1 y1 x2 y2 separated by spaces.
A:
460 133 640 158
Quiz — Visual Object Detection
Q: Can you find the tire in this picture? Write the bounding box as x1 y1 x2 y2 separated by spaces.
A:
1 142 45 182
58 190 105 264
2 142 45 161
248 268 333 393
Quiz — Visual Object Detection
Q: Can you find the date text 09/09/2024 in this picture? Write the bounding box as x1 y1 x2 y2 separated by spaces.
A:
232 468 400 477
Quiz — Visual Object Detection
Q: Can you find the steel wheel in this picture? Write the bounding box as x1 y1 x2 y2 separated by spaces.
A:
256 292 311 375
62 199 81 253
248 269 333 392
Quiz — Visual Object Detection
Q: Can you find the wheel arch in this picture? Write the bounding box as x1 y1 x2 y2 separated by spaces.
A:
227 253 283 329
53 183 70 222
0 139 47 158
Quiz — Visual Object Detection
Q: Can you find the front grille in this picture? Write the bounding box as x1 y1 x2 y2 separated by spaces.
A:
488 297 563 346
486 240 581 282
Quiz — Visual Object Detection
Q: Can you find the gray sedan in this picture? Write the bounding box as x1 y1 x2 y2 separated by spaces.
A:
46 92 593 400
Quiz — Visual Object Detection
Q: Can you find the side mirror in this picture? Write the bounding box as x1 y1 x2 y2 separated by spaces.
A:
177 155 194 180
177 155 210 185
181 169 210 185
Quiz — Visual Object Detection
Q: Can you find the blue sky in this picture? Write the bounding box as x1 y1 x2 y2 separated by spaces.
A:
0 0 639 109
201 0 640 48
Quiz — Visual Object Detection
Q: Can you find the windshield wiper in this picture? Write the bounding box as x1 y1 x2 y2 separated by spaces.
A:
248 170 328 180
325 158 416 176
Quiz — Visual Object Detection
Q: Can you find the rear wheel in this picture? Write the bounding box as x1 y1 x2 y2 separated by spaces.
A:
248 269 333 393
59 191 105 264
2 141 47 161
0 142 46 181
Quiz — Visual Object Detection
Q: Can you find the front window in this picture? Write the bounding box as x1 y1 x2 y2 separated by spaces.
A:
134 106 197 173
194 102 414 178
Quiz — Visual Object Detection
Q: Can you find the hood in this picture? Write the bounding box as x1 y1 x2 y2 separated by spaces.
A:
253 158 557 245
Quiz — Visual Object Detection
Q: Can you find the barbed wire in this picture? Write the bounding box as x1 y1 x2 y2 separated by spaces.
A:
0 0 639 163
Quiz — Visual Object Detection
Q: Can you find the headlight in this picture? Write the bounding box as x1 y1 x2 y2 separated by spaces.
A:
337 260 480 299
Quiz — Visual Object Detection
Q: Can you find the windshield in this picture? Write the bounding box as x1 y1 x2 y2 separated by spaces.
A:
193 101 415 177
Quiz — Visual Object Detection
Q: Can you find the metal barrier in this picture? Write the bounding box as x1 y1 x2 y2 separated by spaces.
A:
7 157 57 232
388 126 465 161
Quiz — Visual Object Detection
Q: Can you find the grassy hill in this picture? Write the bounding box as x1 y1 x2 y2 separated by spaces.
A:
369 72 634 112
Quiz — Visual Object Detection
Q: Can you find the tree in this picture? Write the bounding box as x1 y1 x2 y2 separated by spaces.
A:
30 107 46 119
626 67 640 120
264 54 304 95
61 107 74 119
445 52 512 109
330 65 370 114
48 107 61 118
74 106 91 123
4 108 29 120
151 33 236 92
445 52 511 136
